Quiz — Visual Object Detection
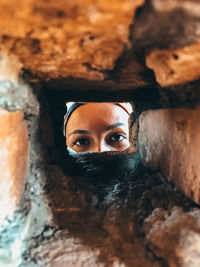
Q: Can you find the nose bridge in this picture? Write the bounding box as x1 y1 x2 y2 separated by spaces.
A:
99 139 110 152
95 140 103 152
94 135 111 152
92 140 101 152
90 136 104 152
91 135 105 152
95 141 101 152
93 139 107 152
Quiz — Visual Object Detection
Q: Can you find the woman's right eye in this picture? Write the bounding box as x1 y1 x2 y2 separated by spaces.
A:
73 137 90 147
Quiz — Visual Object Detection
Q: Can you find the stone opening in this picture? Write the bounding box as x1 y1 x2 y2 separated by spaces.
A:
40 85 160 163
37 84 143 186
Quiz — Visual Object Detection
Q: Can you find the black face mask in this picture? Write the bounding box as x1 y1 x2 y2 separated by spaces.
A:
62 151 145 186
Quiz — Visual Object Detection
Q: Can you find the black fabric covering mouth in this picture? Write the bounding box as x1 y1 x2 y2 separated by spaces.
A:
62 151 145 186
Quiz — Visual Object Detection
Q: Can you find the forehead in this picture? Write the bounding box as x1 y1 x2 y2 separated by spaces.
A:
65 103 129 133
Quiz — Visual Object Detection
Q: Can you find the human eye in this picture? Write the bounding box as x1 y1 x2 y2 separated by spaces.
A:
73 137 91 147
108 132 127 143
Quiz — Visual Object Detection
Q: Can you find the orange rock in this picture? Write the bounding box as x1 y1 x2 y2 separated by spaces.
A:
0 107 29 223
0 0 144 81
146 42 200 86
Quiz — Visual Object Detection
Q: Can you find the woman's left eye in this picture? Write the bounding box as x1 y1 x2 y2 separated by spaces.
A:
109 133 126 143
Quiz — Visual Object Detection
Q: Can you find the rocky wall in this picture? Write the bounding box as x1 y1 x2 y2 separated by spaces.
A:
0 60 200 267
139 106 200 204
0 0 200 266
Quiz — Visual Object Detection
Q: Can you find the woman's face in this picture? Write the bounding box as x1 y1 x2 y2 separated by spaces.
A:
65 103 130 153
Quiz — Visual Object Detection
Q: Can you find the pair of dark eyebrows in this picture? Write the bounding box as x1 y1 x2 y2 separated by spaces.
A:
68 122 125 138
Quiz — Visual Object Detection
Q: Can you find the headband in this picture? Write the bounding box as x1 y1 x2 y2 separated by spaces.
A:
63 102 132 137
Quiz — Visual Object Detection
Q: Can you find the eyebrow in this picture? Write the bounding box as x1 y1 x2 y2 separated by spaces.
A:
68 129 91 138
68 123 126 138
105 122 125 131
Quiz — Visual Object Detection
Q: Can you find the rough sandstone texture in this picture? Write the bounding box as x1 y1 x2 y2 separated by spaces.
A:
23 163 198 267
139 106 200 204
132 0 200 87
0 0 200 91
144 207 200 267
0 108 29 224
146 42 200 86
0 0 144 82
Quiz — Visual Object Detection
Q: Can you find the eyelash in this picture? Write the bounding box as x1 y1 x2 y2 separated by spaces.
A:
73 137 91 147
108 133 127 143
72 132 127 148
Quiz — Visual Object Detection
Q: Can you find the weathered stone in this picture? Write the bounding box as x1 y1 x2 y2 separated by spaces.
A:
146 42 200 86
138 106 200 203
1 0 200 97
2 0 200 266
0 108 29 224
0 49 39 115
28 232 104 267
25 164 196 266
0 0 144 81
0 49 22 83
144 207 200 267
132 0 200 50
131 0 200 91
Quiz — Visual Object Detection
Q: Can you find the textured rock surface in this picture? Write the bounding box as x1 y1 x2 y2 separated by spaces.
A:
0 108 29 224
0 0 143 82
1 0 200 266
133 0 200 50
132 0 200 87
1 80 200 266
145 207 200 267
0 68 43 266
0 0 200 94
146 42 200 86
139 106 200 204
23 162 198 267
0 49 22 83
